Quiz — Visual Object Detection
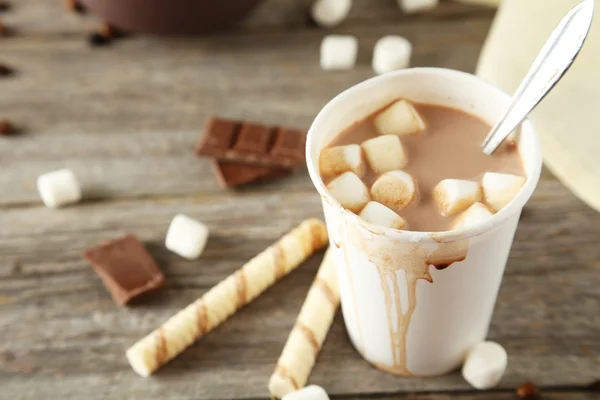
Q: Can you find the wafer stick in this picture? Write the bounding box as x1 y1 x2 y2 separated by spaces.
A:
268 248 340 398
126 218 328 377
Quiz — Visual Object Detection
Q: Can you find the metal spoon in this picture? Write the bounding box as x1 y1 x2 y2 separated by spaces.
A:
481 0 595 156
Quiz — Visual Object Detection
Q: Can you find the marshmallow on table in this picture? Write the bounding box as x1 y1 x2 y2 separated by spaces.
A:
374 99 426 137
311 0 352 28
482 172 526 212
165 214 209 260
399 0 439 13
451 202 494 230
319 144 364 177
282 385 330 400
361 135 407 173
433 179 482 217
462 341 508 390
37 168 81 208
372 35 412 75
370 170 417 211
320 35 358 71
326 171 370 213
359 201 407 230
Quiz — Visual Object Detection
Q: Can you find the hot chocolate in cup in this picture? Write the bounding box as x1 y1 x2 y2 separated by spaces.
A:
306 68 542 377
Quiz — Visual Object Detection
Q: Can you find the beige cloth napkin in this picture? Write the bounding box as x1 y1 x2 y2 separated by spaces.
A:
477 0 600 212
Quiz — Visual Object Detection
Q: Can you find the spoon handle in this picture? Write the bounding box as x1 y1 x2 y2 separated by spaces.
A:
481 0 595 156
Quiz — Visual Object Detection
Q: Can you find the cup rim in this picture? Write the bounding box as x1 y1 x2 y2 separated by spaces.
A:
306 67 543 243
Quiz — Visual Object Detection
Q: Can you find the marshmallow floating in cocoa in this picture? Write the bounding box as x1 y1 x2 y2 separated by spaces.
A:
482 172 526 212
326 171 370 213
370 170 417 211
359 201 407 230
451 202 494 230
319 144 364 177
374 99 426 137
433 179 482 217
361 134 407 173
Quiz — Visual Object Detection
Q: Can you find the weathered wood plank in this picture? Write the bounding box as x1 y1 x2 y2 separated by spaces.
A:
344 394 598 400
1 183 599 399
0 16 492 206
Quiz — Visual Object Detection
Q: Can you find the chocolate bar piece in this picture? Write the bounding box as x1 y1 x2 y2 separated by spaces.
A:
196 118 306 168
212 159 291 189
82 234 165 305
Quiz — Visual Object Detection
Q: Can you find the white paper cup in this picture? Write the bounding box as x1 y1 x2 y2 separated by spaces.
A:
306 68 542 377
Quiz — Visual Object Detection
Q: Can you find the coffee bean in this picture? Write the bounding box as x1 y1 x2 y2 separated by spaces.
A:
0 120 15 135
0 64 13 76
516 382 540 399
88 32 111 47
100 23 115 40
64 0 85 14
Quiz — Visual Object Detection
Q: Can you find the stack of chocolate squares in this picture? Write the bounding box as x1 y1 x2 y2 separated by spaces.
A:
196 117 307 188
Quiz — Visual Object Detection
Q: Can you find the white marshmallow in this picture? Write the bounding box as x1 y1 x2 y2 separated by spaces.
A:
370 170 416 211
319 144 364 177
282 385 330 400
374 99 426 137
372 35 412 75
359 201 407 230
326 171 370 213
482 172 526 212
399 0 439 13
311 0 352 28
462 341 508 390
433 179 482 217
320 35 358 71
165 214 209 260
361 135 407 173
451 202 494 230
37 168 81 208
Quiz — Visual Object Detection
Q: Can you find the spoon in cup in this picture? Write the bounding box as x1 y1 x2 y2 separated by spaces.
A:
481 0 595 156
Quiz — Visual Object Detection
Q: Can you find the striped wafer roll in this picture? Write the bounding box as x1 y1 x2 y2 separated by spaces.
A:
126 218 328 377
268 249 340 398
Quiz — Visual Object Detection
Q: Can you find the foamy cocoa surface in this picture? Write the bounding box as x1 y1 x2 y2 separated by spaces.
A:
321 101 524 231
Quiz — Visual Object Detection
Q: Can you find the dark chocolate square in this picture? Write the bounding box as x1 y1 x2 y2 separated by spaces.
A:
196 118 239 156
232 123 273 154
270 128 306 162
82 234 165 305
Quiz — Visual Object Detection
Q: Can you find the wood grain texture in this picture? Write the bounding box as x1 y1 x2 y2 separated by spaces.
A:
1 0 599 399
0 14 492 206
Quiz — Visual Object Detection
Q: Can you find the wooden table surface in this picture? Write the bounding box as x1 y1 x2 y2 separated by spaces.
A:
1 1 599 399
